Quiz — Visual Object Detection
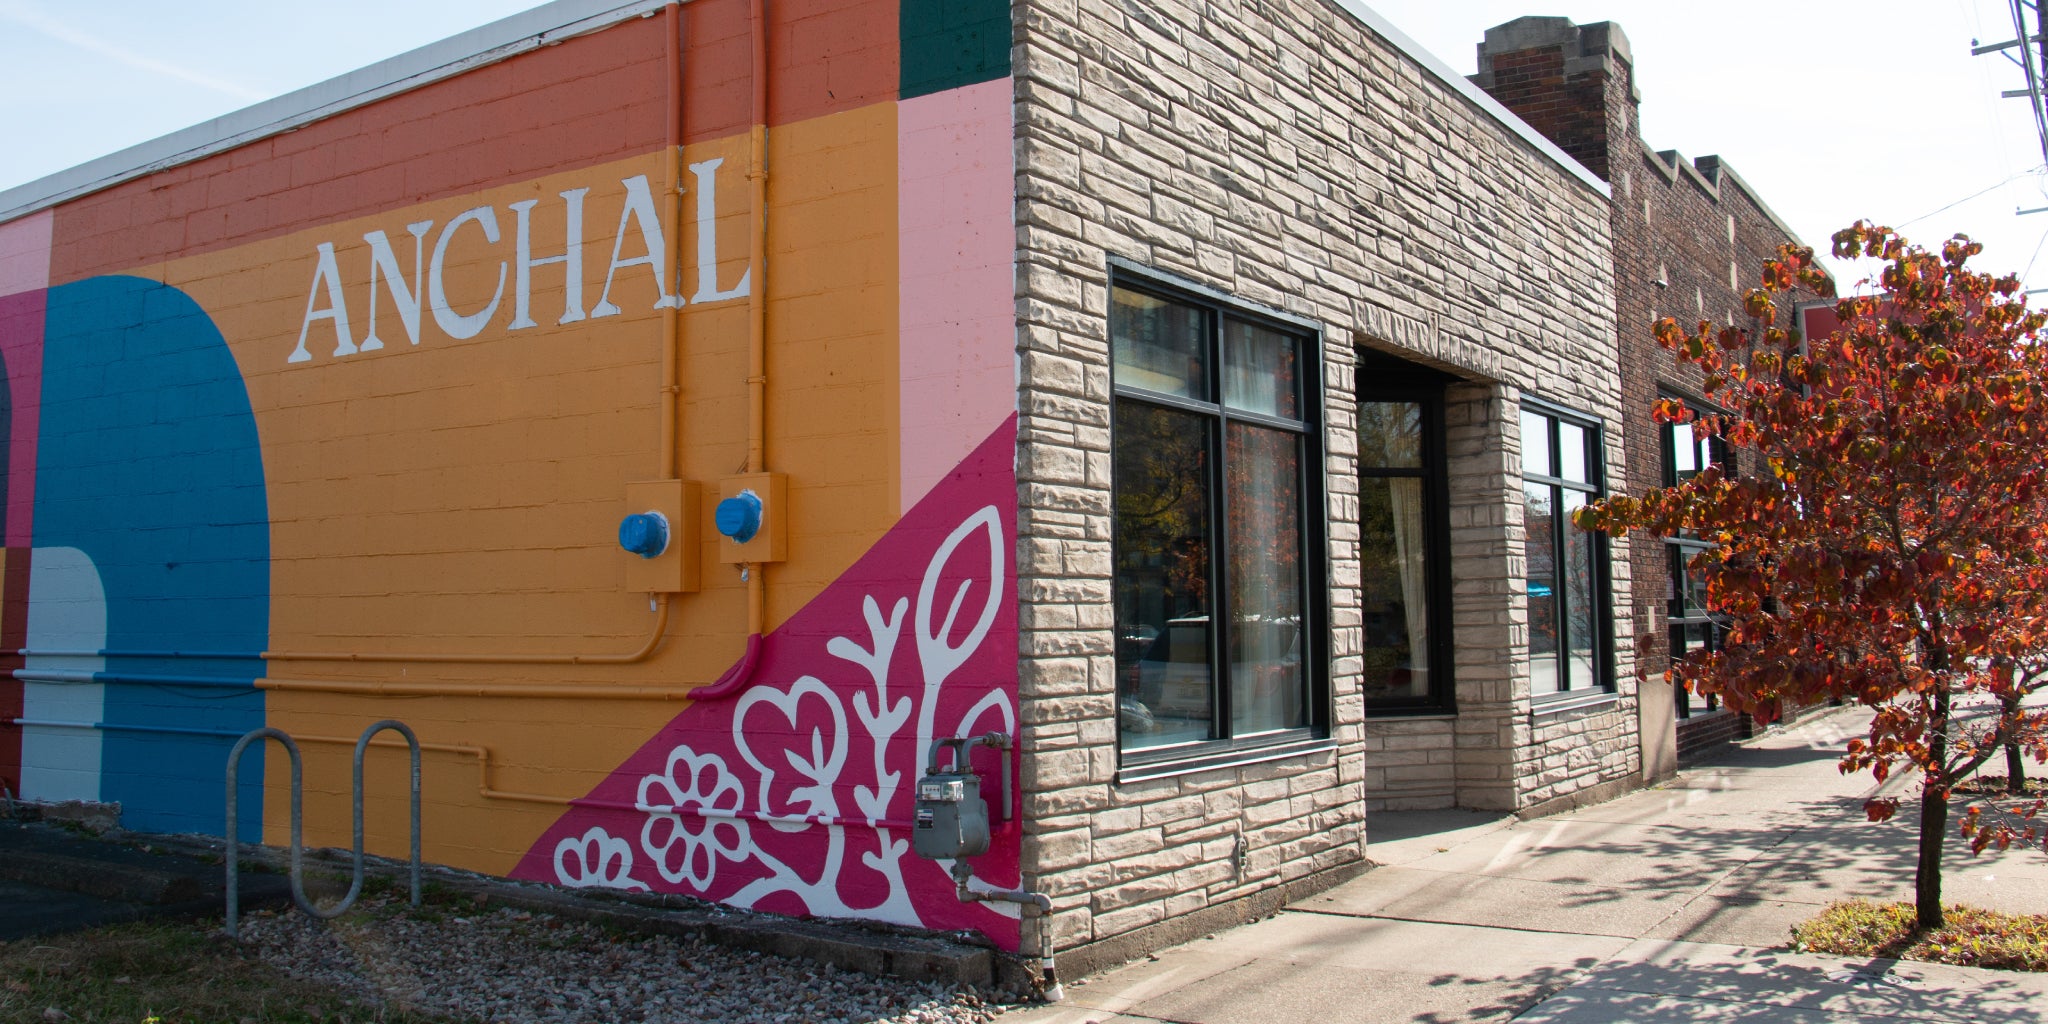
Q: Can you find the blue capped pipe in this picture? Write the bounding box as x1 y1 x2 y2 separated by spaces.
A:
618 511 670 558
715 490 763 545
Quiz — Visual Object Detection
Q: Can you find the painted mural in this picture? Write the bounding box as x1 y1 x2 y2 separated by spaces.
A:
0 0 1021 946
516 421 1021 942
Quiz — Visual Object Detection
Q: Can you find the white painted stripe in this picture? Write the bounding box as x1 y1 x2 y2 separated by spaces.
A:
0 0 1609 226
19 546 108 803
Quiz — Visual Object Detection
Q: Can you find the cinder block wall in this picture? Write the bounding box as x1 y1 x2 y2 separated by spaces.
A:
1013 0 1627 963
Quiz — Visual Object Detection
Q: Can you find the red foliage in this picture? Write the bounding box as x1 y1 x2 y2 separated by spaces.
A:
1576 224 2048 910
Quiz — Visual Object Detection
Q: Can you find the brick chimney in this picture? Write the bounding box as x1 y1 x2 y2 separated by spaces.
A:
1470 17 1637 182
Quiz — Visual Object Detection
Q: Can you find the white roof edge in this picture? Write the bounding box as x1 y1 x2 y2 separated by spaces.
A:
1330 0 1612 199
2 0 1610 224
0 0 671 224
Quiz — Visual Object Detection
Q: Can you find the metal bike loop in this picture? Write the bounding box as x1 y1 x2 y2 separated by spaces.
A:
223 720 422 937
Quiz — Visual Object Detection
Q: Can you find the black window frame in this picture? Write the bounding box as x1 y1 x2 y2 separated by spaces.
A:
1660 398 1731 717
1108 263 1331 779
1520 396 1614 702
1357 354 1456 716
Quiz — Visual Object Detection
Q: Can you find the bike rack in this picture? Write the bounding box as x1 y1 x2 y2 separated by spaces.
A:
223 720 422 937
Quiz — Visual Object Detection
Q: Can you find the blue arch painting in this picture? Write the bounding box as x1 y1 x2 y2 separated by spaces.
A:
36 275 269 839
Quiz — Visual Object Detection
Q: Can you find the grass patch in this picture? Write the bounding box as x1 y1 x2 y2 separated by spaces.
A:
0 919 463 1024
1953 775 2048 798
1792 900 2048 972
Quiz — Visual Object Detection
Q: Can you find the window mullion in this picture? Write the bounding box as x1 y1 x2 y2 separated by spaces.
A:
1548 477 1564 688
1206 306 1227 740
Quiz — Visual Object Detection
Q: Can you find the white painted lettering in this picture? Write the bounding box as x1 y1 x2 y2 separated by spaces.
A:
288 160 752 365
689 158 749 305
591 174 676 317
289 242 355 364
509 188 590 330
361 220 434 351
428 205 507 341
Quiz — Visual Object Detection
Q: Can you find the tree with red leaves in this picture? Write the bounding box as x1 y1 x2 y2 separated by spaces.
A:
1575 223 2048 930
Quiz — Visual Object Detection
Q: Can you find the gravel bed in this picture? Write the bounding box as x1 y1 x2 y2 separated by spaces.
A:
232 895 1013 1024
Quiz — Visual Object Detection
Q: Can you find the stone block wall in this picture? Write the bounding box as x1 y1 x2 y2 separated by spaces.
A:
1013 0 1627 958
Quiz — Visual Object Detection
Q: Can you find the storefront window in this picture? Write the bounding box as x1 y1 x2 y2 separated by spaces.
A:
1112 275 1323 764
1522 399 1610 697
1357 373 1452 712
1663 408 1727 716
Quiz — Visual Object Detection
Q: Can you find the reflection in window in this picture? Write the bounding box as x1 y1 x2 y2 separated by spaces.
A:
1360 401 1423 468
1112 288 1209 401
1522 401 1608 696
1111 280 1320 759
1114 402 1215 747
1358 392 1445 710
1228 423 1306 736
1224 319 1299 418
1525 485 1559 693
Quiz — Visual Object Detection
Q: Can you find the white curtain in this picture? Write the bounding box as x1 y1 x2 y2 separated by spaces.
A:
1389 479 1429 682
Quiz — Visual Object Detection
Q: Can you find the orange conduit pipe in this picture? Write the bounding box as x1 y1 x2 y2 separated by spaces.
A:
256 678 692 700
293 733 546 804
259 595 670 669
660 0 686 479
696 0 770 700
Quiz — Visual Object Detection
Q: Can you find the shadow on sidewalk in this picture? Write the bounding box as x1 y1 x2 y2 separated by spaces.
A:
1481 949 2046 1023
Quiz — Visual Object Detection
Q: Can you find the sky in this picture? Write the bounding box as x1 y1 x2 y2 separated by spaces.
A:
2 0 2046 291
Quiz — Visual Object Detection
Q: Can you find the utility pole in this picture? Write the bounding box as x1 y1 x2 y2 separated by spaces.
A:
1976 1 2048 180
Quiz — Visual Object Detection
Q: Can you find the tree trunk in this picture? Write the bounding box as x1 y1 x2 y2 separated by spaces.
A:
2004 691 2028 795
1915 685 1951 931
1915 781 1947 930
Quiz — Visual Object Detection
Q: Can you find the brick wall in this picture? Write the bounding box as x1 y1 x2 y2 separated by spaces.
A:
1014 0 1629 961
1475 16 1810 776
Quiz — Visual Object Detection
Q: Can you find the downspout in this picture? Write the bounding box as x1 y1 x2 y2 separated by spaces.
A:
696 0 771 700
660 0 686 481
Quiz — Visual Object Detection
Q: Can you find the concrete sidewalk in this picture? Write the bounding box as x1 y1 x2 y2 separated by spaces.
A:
1013 708 2048 1023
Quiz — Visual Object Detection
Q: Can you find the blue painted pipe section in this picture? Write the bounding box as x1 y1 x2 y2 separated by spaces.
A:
17 668 266 691
9 718 247 740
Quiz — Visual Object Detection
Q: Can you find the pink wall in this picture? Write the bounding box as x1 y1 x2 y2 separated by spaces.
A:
897 79 1016 511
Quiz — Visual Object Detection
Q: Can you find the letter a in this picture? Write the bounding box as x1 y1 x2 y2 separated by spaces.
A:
591 175 676 317
289 241 356 364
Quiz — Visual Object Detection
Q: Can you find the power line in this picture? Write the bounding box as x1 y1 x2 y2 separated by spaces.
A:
2021 220 2048 281
1896 166 2044 228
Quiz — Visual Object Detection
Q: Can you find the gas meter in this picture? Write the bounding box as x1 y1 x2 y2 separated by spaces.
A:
913 734 1008 860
